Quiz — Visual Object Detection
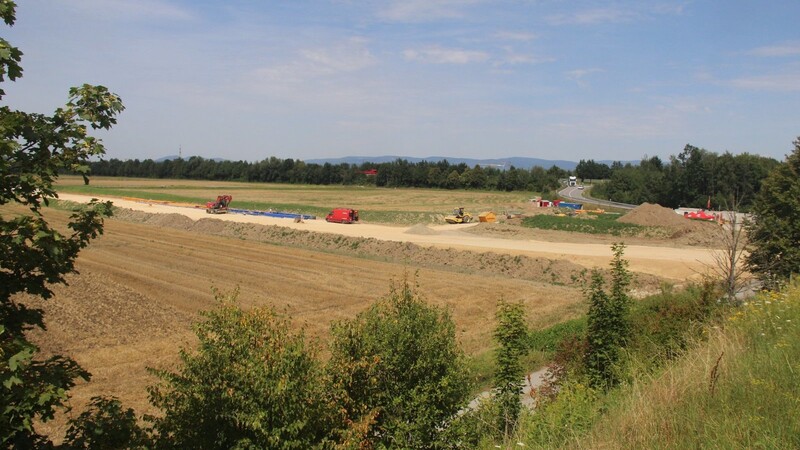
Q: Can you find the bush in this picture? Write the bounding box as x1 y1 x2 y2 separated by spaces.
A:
147 289 335 449
327 277 471 449
628 282 721 363
494 300 528 438
528 317 586 353
585 244 631 390
62 396 149 449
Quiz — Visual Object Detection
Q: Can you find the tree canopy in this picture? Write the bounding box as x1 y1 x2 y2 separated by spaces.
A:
591 145 779 210
746 137 800 288
0 2 123 445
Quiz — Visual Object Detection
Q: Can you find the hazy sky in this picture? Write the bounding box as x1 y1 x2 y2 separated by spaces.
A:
4 1 800 162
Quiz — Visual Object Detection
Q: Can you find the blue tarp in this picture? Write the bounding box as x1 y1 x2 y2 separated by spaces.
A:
228 208 316 220
559 202 583 210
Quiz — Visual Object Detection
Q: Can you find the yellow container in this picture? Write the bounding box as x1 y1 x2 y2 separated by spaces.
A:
478 212 497 223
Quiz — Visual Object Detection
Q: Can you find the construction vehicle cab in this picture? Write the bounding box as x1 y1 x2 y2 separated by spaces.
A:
326 208 359 224
206 195 232 214
445 207 473 224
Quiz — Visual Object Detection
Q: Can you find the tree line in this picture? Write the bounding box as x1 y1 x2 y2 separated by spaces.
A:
91 144 779 210
583 145 780 210
88 156 570 194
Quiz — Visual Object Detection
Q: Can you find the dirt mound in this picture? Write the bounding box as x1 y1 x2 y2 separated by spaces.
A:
465 222 530 239
147 213 195 228
618 203 687 228
405 224 439 235
619 203 721 245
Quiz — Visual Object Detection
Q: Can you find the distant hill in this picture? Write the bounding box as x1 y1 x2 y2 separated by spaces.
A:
304 155 583 171
148 155 634 171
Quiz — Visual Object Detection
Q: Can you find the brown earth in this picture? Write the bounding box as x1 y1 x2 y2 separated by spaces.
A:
466 203 724 248
9 195 723 438
618 202 723 246
14 204 587 438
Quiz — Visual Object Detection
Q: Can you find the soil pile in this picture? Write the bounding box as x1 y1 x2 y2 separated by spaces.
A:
618 203 689 228
405 224 439 235
619 203 721 245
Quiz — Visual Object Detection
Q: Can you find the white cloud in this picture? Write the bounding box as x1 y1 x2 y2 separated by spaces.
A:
298 37 376 74
547 3 684 25
403 46 489 64
728 73 800 92
566 68 604 79
378 0 483 22
547 8 640 25
62 0 194 21
493 50 554 68
498 54 536 65
494 31 538 42
244 38 380 106
566 68 604 87
747 42 800 57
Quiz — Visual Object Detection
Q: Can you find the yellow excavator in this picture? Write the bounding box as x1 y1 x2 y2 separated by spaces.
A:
445 207 473 224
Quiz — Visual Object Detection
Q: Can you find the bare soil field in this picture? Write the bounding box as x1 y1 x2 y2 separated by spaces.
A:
7 184 726 437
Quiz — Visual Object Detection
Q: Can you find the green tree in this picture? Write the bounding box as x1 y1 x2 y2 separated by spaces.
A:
493 299 528 438
445 169 462 189
327 277 471 449
0 2 124 445
147 289 336 450
584 243 631 389
62 396 149 449
746 138 800 289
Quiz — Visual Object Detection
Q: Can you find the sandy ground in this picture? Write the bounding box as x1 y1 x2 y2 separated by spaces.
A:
58 193 716 280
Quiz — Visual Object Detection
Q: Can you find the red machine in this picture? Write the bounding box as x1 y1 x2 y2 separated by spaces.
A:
684 210 716 221
206 195 232 214
325 208 359 224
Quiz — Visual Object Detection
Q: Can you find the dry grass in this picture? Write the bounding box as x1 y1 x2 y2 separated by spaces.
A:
10 203 583 438
56 175 536 221
577 328 744 448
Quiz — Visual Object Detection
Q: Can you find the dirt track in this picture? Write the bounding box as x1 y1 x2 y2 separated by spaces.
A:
59 193 716 280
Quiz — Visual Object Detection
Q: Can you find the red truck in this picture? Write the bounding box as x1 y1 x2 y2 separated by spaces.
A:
325 208 359 224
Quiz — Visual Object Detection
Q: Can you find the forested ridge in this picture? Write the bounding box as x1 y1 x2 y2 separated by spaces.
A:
91 143 779 209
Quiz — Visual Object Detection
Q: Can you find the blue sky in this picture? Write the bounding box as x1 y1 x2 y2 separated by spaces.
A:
4 0 800 162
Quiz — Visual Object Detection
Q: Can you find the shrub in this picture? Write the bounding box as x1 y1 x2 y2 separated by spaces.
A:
147 289 335 449
62 396 149 449
327 276 471 449
493 300 528 438
628 281 721 364
585 244 631 390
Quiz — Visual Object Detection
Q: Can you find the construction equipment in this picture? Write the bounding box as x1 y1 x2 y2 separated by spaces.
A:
325 208 359 224
575 208 606 214
445 207 473 224
206 195 232 214
683 210 716 221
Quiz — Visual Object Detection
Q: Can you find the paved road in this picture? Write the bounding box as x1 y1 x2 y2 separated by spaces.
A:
559 185 637 210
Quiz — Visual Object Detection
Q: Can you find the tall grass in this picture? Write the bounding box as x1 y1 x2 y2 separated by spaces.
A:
511 282 800 449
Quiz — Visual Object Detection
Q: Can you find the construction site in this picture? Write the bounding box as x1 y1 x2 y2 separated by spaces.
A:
15 178 729 438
